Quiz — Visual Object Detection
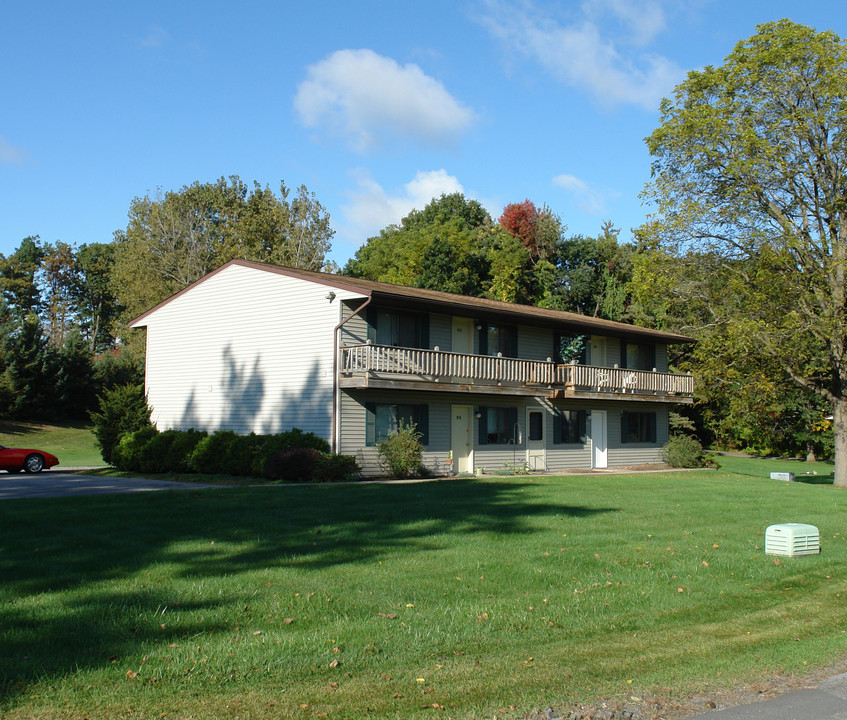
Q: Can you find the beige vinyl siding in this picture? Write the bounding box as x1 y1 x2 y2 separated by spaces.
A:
340 390 670 475
140 264 364 437
606 337 621 367
339 301 369 345
546 401 593 471
430 313 451 351
606 403 668 465
519 326 554 361
340 390 451 475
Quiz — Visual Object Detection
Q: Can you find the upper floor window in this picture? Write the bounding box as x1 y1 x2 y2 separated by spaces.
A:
554 334 588 364
479 323 517 357
368 309 429 348
621 341 656 371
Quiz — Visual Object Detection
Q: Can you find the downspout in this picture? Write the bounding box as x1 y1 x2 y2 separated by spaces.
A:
332 294 373 453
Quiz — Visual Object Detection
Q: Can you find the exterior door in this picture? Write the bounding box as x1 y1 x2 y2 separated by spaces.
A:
451 405 472 474
526 408 546 471
590 335 606 366
452 317 473 354
590 410 607 469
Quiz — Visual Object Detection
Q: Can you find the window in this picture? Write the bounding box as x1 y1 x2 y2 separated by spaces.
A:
367 309 429 348
621 341 655 371
621 411 656 443
478 406 519 445
479 323 517 357
528 411 543 441
365 403 429 445
553 409 587 444
554 333 588 364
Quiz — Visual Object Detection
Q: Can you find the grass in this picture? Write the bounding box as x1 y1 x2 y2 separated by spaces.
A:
0 420 103 467
716 453 834 484
1 465 846 719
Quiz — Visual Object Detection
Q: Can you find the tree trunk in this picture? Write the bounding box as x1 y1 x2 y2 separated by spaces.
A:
805 439 816 464
834 398 847 488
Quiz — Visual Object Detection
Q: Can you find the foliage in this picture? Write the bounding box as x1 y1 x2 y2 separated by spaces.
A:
88 383 152 465
112 427 208 473
0 236 45 321
111 176 334 323
264 448 360 483
662 434 713 468
188 429 330 476
377 420 424 478
642 19 847 486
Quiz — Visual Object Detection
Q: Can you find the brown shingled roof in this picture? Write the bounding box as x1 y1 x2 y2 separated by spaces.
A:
131 258 694 344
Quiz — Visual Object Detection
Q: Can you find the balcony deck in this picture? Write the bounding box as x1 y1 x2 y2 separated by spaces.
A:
340 344 693 403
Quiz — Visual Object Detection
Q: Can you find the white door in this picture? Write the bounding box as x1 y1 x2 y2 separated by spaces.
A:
452 317 473 354
526 408 546 471
451 405 472 474
590 335 606 366
590 410 607 469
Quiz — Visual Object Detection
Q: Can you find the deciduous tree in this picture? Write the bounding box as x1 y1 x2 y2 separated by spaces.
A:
643 20 847 485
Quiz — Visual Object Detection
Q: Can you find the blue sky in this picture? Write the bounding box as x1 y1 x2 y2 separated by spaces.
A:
2 1 845 266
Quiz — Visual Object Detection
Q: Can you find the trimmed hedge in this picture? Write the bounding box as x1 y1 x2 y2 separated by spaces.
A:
264 448 360 483
110 426 357 482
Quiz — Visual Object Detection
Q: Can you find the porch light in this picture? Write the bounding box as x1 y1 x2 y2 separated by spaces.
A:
325 291 336 302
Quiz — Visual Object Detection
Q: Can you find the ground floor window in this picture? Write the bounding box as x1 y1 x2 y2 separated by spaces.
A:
366 403 429 445
478 406 519 445
621 411 656 443
553 409 587 444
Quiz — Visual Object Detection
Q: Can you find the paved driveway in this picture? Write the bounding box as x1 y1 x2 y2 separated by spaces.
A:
0 470 218 499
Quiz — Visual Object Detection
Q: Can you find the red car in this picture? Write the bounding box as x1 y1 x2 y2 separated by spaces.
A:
0 445 60 473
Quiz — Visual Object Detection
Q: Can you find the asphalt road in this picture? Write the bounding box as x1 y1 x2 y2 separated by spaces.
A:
0 469 218 499
687 671 847 719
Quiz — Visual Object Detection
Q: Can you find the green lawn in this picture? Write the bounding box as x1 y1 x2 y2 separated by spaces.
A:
716 453 834 483
1 466 846 719
0 420 103 466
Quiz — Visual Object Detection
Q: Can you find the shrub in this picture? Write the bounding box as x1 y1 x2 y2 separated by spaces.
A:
188 431 242 475
265 448 361 483
112 425 159 471
317 454 360 483
662 434 713 468
377 420 424 478
89 383 152 465
265 447 324 482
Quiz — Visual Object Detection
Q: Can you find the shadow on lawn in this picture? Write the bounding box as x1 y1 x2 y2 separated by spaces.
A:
0 479 615 703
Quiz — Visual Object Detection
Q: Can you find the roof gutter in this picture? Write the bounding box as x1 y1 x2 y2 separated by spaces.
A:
331 294 373 453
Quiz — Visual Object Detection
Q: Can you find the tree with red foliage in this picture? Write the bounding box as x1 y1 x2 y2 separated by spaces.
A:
499 200 538 251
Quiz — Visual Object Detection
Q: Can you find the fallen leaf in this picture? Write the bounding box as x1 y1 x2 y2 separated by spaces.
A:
252 631 262 636
329 659 339 668
378 612 398 619
283 618 294 624
392 693 403 698
126 670 138 680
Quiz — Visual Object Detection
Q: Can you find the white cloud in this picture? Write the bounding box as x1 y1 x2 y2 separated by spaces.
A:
553 173 607 215
294 49 475 153
478 0 683 111
340 169 466 245
0 135 29 166
583 0 667 47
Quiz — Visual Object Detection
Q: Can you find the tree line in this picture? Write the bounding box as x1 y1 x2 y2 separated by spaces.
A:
2 19 843 477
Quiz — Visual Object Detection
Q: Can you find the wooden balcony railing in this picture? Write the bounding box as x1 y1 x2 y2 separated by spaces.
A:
341 343 693 398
